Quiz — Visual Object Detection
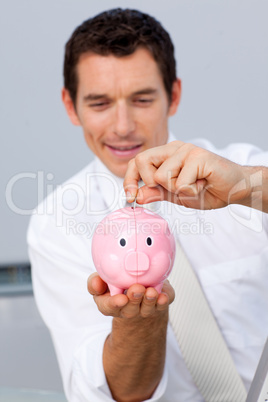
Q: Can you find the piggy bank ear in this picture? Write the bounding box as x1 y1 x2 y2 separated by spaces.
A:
95 222 114 236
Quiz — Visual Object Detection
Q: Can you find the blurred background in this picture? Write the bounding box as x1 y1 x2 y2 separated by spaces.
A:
0 0 267 397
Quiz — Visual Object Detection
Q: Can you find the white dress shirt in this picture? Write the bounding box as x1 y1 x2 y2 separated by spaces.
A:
27 135 268 402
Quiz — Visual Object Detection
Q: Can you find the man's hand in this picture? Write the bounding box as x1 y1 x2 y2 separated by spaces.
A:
123 140 267 212
87 273 175 401
87 272 175 319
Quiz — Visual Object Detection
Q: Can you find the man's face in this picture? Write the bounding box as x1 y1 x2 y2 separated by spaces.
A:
63 47 180 178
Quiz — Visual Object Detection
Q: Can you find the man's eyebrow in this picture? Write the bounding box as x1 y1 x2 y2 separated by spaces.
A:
83 93 109 102
83 88 158 102
132 88 158 96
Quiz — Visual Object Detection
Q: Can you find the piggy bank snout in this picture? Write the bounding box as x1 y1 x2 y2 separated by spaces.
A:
124 252 149 276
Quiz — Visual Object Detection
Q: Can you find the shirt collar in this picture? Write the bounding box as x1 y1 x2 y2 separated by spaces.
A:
93 131 176 211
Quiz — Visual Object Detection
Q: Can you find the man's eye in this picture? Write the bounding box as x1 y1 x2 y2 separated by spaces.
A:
91 103 105 107
135 98 153 104
90 101 110 108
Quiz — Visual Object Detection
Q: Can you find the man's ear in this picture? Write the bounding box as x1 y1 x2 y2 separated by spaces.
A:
168 78 182 117
61 88 81 126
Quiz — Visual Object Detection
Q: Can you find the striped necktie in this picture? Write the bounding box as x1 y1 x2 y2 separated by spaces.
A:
141 201 247 401
168 240 247 401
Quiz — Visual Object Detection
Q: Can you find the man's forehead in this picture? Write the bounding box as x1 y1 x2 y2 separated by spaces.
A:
76 48 164 94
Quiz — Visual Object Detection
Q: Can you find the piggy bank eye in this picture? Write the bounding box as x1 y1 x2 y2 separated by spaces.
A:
119 238 127 247
146 237 153 246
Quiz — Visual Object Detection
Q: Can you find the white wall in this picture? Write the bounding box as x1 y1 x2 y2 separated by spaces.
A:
1 0 268 263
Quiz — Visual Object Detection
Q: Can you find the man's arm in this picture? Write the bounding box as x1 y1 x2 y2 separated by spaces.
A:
123 141 268 213
88 274 174 402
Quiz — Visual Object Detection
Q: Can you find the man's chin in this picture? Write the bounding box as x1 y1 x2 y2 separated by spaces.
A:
103 160 128 178
101 145 145 177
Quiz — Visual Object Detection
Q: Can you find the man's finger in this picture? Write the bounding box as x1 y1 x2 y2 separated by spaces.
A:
87 272 108 295
119 284 146 318
124 141 185 202
123 158 140 202
94 293 129 317
136 185 179 205
134 153 158 187
140 287 158 317
161 280 175 304
133 143 180 188
153 151 184 193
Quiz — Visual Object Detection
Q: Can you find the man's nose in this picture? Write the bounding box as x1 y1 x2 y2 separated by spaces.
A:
113 102 135 137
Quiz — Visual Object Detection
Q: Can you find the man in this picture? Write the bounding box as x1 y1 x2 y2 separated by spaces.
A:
27 8 268 402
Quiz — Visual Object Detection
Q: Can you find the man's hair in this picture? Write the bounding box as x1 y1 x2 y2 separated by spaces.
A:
64 8 177 105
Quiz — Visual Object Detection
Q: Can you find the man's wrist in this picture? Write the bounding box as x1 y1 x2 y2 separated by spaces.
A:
236 166 268 212
103 310 168 401
111 310 169 347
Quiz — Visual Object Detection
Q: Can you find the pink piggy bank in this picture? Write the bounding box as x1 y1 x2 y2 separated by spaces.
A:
92 206 176 295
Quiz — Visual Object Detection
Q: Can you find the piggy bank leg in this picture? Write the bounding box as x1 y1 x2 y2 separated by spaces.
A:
108 284 124 296
154 283 163 294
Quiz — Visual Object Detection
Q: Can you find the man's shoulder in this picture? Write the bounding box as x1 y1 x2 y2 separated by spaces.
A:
184 136 264 165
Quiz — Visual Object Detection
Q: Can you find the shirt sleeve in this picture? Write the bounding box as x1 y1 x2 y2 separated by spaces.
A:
192 139 268 229
27 207 113 401
221 142 268 230
72 332 168 402
191 138 268 166
27 207 168 401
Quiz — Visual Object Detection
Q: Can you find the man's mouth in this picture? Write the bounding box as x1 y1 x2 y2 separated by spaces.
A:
105 144 142 158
